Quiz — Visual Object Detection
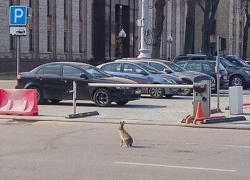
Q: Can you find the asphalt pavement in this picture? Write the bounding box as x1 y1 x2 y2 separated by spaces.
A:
1 80 250 129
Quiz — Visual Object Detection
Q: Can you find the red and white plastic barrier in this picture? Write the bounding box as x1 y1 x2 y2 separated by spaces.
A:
0 89 38 116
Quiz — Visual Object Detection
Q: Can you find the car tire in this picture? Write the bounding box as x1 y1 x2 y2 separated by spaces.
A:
115 101 129 106
149 87 164 99
229 75 245 88
93 88 112 107
49 99 61 104
179 80 192 96
29 86 45 104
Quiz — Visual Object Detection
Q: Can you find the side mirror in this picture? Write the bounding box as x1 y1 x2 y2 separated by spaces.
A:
164 68 172 74
80 73 88 79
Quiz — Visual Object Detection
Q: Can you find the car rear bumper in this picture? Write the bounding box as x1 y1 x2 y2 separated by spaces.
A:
111 88 141 102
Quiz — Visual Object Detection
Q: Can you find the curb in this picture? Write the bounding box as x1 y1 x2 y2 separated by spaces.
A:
1 115 250 130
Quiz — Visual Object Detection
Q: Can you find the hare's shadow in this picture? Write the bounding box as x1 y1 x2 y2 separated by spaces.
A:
132 146 152 149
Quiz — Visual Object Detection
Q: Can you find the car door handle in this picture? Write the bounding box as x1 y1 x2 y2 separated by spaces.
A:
124 75 129 79
61 79 67 83
36 77 42 81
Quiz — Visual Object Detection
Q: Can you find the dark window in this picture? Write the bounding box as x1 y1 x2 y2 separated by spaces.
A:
102 63 121 72
186 62 202 72
44 65 61 75
230 60 241 66
79 0 82 21
10 0 13 6
47 0 51 17
29 29 33 51
29 0 32 7
149 62 165 71
63 66 82 77
191 57 205 60
64 32 67 52
10 35 15 50
79 32 82 53
211 20 216 35
203 63 214 73
123 64 144 74
47 31 51 52
64 0 67 19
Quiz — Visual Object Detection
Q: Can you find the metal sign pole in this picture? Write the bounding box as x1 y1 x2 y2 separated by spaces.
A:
73 81 77 114
16 36 20 76
216 36 221 112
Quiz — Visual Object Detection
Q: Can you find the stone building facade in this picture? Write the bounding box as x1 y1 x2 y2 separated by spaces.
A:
0 0 139 73
194 0 245 56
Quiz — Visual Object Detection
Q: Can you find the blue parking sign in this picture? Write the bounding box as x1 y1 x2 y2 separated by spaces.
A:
9 6 27 26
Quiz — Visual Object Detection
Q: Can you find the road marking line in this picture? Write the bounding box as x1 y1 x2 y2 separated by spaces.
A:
185 143 250 148
115 162 236 173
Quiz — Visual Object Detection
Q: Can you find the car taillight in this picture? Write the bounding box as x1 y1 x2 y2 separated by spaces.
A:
17 74 21 80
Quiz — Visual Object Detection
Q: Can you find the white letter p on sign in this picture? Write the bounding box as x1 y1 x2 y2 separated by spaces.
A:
14 8 23 23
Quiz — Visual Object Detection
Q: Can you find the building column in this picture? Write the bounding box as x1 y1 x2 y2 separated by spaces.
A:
38 0 48 57
56 0 65 59
71 0 80 59
162 2 168 59
0 1 11 58
175 0 181 57
167 0 172 59
105 0 111 61
86 0 93 59
20 0 30 56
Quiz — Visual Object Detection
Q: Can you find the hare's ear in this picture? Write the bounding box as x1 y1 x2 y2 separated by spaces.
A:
123 121 125 124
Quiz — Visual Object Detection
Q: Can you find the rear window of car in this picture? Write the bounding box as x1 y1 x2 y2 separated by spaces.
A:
102 63 121 72
44 65 61 75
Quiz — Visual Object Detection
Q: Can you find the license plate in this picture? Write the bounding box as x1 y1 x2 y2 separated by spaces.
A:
135 90 141 94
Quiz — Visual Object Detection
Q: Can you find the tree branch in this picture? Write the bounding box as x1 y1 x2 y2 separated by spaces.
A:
196 0 205 13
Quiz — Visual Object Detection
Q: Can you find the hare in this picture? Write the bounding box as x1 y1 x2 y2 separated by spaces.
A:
119 121 133 147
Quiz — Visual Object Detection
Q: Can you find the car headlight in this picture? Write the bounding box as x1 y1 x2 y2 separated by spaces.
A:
244 70 250 76
116 87 130 90
163 78 175 84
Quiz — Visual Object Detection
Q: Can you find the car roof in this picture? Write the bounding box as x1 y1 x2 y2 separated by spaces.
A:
42 62 91 66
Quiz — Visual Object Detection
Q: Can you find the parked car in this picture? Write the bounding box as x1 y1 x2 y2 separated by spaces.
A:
215 57 250 87
173 54 215 62
176 60 228 89
97 61 183 99
113 58 214 96
224 56 250 68
15 62 141 107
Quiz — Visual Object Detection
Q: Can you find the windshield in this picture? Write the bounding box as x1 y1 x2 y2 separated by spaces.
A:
210 62 227 71
137 63 162 74
237 58 250 67
166 62 186 72
220 58 235 67
80 65 110 78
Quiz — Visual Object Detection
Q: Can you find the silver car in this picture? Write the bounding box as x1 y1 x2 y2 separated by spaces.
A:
114 58 216 96
97 61 183 99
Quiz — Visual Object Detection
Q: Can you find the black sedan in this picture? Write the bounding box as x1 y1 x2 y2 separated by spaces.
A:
15 62 141 107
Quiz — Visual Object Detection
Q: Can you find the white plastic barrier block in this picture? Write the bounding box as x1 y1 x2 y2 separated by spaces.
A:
229 86 243 115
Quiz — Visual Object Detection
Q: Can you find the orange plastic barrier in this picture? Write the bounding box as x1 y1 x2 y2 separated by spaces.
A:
0 89 38 116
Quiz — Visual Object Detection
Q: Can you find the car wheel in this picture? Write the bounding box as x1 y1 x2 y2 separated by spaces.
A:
49 99 61 104
149 87 164 99
116 101 129 106
179 80 192 96
230 75 245 87
93 88 112 107
29 87 45 104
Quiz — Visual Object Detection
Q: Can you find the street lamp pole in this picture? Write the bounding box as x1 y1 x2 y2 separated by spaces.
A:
167 34 173 60
138 0 151 59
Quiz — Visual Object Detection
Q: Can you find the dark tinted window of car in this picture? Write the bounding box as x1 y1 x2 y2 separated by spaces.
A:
44 65 61 75
149 62 165 71
186 62 202 72
63 66 82 77
102 63 121 72
229 60 241 66
191 57 206 60
177 62 186 68
203 63 214 73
